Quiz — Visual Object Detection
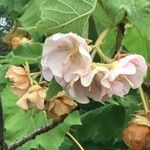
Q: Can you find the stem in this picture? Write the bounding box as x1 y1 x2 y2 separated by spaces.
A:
91 28 112 62
30 72 41 77
66 132 84 150
0 96 4 150
96 47 112 63
95 28 110 48
24 61 33 86
91 49 97 59
139 86 149 114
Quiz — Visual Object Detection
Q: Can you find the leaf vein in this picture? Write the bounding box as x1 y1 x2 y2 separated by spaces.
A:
43 8 76 14
82 0 93 7
56 0 80 16
50 0 97 30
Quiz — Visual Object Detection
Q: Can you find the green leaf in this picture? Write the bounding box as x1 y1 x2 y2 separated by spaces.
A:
18 0 97 36
3 83 81 150
101 28 117 57
17 0 41 28
127 0 150 39
1 84 19 120
5 110 48 144
92 2 112 32
0 84 5 93
75 104 125 142
0 64 9 84
6 108 81 150
13 43 42 57
46 78 63 100
2 84 47 148
5 42 42 64
60 137 75 150
17 0 43 40
38 111 81 150
123 26 150 61
89 2 117 58
98 0 150 39
122 26 150 83
0 0 30 21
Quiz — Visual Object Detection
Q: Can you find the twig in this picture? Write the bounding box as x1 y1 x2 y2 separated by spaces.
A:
139 86 149 114
8 120 61 150
66 132 84 150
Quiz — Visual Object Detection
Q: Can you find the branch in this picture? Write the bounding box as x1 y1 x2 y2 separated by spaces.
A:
8 119 64 150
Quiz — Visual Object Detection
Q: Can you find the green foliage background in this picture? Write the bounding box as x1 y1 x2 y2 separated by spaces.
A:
0 0 150 149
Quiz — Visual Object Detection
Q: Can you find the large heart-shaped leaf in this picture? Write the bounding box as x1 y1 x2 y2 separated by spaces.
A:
18 0 97 36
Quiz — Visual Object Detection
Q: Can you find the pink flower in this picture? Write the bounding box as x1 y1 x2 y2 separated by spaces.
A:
101 74 130 97
69 54 147 103
102 54 147 97
66 66 111 103
41 33 92 82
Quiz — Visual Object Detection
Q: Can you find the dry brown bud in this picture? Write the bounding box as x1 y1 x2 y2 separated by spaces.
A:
46 96 77 120
6 65 30 97
11 37 31 48
123 114 150 150
17 85 46 110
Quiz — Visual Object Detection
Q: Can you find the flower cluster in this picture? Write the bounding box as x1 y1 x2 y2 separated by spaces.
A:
41 32 147 104
6 65 46 110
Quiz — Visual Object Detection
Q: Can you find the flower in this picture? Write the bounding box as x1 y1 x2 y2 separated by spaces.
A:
41 34 147 104
41 32 92 82
46 95 77 120
16 85 46 110
101 54 147 97
66 66 111 103
5 65 30 97
111 54 147 88
57 64 129 103
65 54 147 103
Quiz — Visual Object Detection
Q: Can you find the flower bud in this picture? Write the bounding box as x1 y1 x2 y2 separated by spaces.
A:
123 124 150 150
16 85 46 110
46 95 77 120
5 65 30 97
123 114 150 150
11 37 31 48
